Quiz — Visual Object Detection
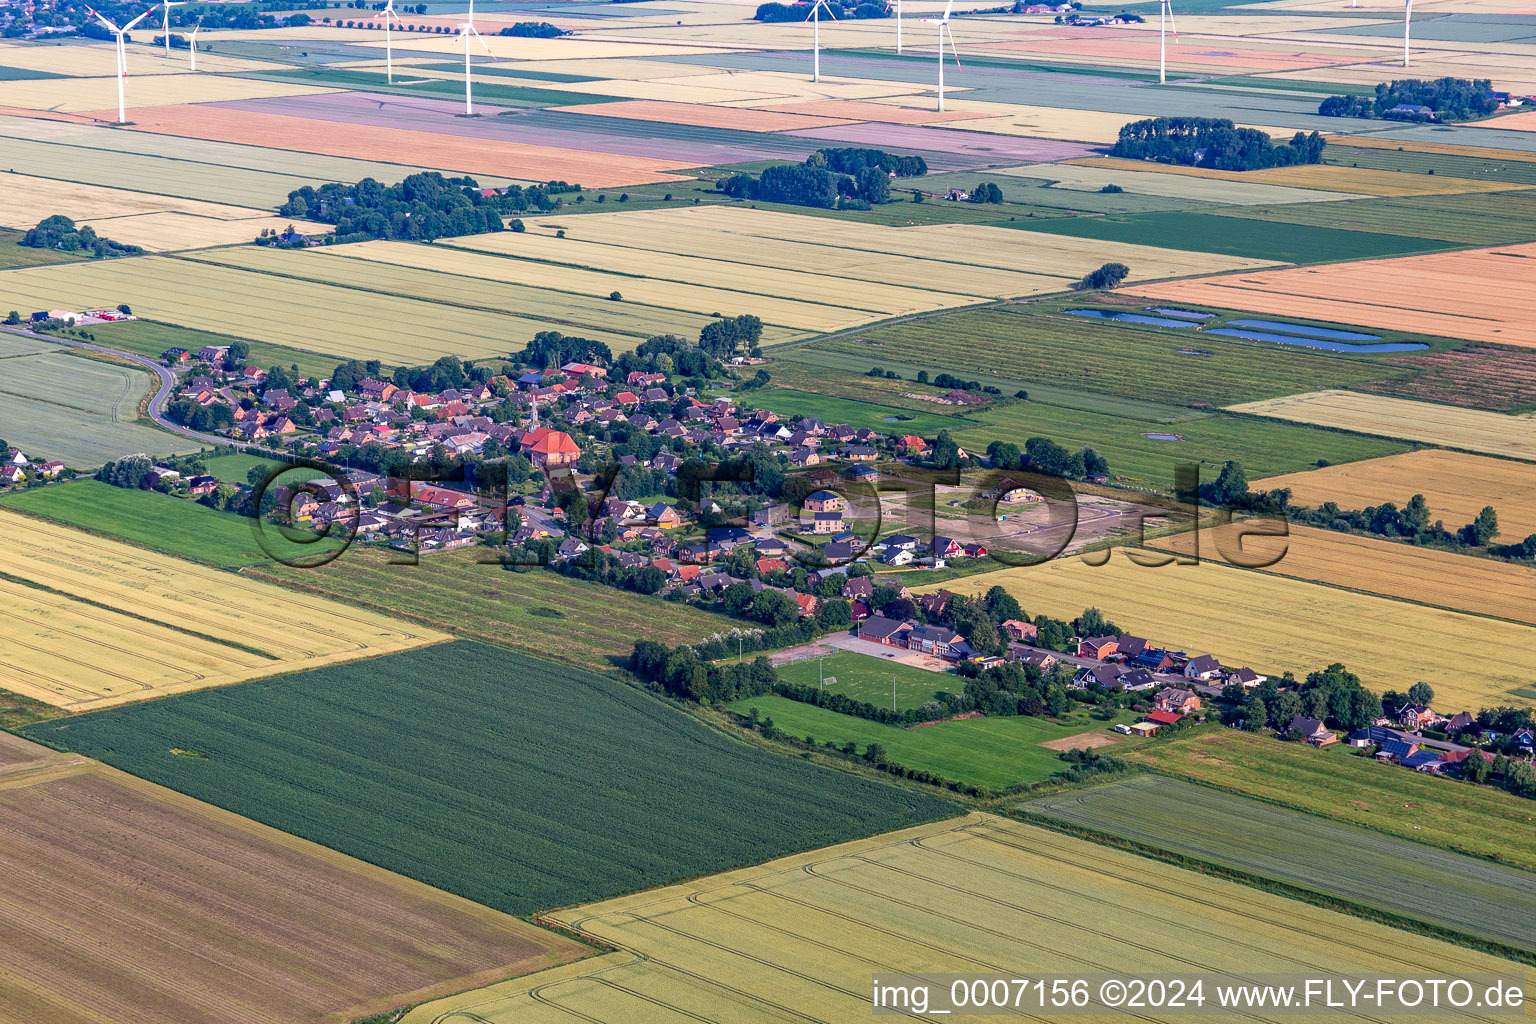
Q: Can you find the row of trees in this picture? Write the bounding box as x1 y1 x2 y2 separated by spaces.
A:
275 173 575 243
753 1 891 21
1224 664 1382 735
1110 117 1325 171
1319 78 1497 121
985 437 1109 480
719 148 924 210
22 215 142 259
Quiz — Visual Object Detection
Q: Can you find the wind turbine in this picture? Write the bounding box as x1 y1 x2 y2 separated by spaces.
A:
883 0 902 55
1158 0 1178 85
923 0 959 112
87 5 154 124
380 0 405 83
1403 0 1412 65
804 0 837 84
455 19 492 115
188 18 202 71
159 0 185 59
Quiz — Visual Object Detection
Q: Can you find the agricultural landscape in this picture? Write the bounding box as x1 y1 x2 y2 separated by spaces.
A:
3 0 1536 1017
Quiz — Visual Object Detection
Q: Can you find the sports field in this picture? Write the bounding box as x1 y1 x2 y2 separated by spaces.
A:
0 509 444 711
775 651 958 709
930 555 1536 712
401 813 1525 1024
0 344 198 466
1128 244 1536 348
724 694 1135 790
1155 521 1536 625
1124 729 1536 872
1254 449 1536 539
0 737 586 1024
0 255 637 363
252 546 734 671
0 479 345 567
24 641 957 917
1230 390 1536 461
1024 775 1536 953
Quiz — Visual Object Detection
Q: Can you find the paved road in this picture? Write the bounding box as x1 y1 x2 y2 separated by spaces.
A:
2 324 254 451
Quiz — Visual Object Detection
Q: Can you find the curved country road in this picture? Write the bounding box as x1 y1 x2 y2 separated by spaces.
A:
0 323 255 451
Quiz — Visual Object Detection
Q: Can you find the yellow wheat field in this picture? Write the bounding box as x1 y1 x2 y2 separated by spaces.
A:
1329 135 1536 164
0 38 280 76
0 255 640 363
0 73 338 115
79 211 332 251
1157 521 1536 626
0 173 288 225
1255 449 1536 540
1230 390 1536 462
0 510 445 711
403 813 1524 1024
928 551 1536 711
1074 157 1533 197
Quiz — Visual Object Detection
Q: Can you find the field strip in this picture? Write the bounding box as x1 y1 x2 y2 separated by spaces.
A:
1229 389 1536 461
1069 156 1536 197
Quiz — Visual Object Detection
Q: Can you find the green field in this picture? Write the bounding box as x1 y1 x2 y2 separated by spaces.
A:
785 302 1423 409
1326 143 1536 186
1125 728 1536 873
1025 775 1536 953
743 387 972 435
1209 190 1536 247
0 479 343 567
78 319 341 379
204 451 288 484
24 641 957 917
775 651 960 710
0 228 86 268
252 547 726 670
1009 210 1458 263
950 401 1411 486
0 344 199 467
725 693 1137 790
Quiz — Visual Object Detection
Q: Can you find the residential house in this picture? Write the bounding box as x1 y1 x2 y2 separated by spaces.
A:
1001 619 1037 642
1183 654 1223 682
1077 635 1119 660
804 489 845 513
1287 716 1338 746
809 510 844 535
1154 687 1201 714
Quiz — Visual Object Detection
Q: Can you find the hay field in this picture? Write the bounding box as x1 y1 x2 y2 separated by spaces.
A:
403 813 1524 1024
0 347 201 466
0 746 586 1024
0 510 445 711
302 240 854 335
80 210 331 251
1230 390 1536 461
1156 521 1536 625
1077 157 1532 197
0 256 639 362
929 553 1536 711
2 74 336 115
1014 160 1358 204
110 104 694 187
0 173 312 227
1127 245 1536 347
1254 449 1536 538
514 206 1278 295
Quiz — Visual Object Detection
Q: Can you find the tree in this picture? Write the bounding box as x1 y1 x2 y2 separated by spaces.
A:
854 166 890 204
1505 760 1536 798
698 315 763 359
986 440 1021 469
1073 262 1129 291
1460 505 1499 546
1241 695 1267 732
863 742 888 764
1465 753 1491 784
1406 681 1434 705
750 589 799 629
1207 461 1249 506
1074 606 1119 638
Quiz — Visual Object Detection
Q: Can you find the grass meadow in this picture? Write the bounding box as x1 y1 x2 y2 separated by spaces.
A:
24 641 957 916
774 651 960 710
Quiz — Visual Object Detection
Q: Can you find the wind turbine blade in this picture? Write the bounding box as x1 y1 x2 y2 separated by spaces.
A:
945 23 961 67
1168 0 1179 42
86 5 120 30
470 25 492 53
125 7 155 29
942 0 953 19
825 3 838 19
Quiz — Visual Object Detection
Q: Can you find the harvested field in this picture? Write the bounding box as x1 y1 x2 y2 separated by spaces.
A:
1356 341 1536 411
1230 389 1536 461
1330 133 1536 163
929 553 1536 711
107 103 693 187
757 98 984 125
0 39 277 76
1010 160 1359 204
0 510 444 711
251 547 724 671
1024 775 1536 953
972 32 1363 73
72 210 332 251
4 74 336 115
786 120 1098 163
0 256 639 363
1075 157 1533 197
1155 521 1536 625
552 98 855 131
0 746 585 1024
0 347 200 466
1126 244 1536 348
1253 449 1536 540
401 813 1524 1024
25 641 957 918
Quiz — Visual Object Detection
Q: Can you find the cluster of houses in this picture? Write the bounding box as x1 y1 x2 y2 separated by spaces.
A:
0 447 65 486
1072 634 1265 695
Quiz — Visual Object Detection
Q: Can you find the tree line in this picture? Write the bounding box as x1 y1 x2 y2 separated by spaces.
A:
1110 117 1325 171
1319 78 1497 121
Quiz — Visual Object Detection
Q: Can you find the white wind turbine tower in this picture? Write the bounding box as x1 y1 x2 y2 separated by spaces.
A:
380 0 405 83
159 0 185 58
804 0 837 83
924 0 960 112
1403 0 1412 65
456 18 492 115
87 5 154 124
1158 0 1178 85
883 0 902 55
188 18 202 71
